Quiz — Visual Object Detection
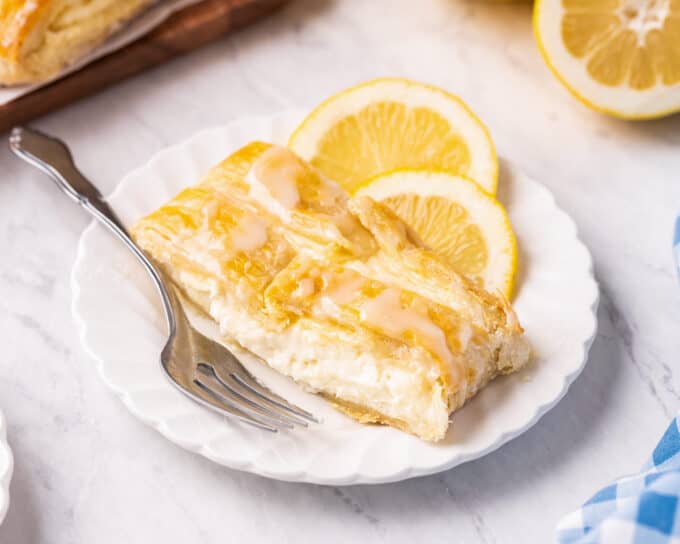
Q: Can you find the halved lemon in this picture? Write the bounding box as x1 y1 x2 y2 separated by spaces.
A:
289 78 498 194
356 170 517 298
534 0 680 119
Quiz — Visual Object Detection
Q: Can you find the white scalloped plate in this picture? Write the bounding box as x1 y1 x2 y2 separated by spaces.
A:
71 111 598 485
0 409 12 525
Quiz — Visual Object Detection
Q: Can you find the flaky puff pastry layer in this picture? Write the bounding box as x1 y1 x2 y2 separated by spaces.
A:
0 0 153 85
131 142 530 442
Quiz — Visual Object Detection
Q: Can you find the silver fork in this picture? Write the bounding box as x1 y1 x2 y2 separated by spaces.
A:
9 126 317 432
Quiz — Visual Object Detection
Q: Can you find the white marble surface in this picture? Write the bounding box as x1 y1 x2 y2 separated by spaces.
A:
1 0 680 542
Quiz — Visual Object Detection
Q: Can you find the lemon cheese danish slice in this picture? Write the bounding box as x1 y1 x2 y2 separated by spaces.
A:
131 143 530 442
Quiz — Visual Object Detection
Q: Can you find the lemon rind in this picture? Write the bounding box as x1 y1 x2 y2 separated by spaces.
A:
533 0 680 121
288 77 499 194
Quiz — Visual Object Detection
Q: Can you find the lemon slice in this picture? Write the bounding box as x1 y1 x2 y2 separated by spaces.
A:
289 78 498 195
356 170 517 298
534 0 680 119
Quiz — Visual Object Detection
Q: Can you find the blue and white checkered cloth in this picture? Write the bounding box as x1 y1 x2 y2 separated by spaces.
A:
556 218 680 543
557 418 680 543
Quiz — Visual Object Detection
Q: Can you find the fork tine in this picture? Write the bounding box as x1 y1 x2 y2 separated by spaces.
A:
230 370 319 423
204 363 310 427
190 379 280 433
195 366 296 430
194 377 293 431
160 280 318 431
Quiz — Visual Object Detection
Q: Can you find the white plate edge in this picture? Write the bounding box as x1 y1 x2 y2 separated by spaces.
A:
0 409 13 525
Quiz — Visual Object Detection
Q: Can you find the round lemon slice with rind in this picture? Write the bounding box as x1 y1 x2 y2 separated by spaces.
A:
534 0 680 119
289 78 498 195
356 169 517 298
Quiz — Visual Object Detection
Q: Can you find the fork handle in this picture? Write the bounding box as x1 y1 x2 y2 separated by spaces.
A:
9 126 176 335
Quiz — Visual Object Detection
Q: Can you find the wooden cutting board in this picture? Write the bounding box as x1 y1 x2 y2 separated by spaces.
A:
0 0 287 133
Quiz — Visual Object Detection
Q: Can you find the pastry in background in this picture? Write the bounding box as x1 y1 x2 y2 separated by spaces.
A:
0 0 154 85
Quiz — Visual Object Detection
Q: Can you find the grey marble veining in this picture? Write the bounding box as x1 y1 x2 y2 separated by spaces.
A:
1 0 680 542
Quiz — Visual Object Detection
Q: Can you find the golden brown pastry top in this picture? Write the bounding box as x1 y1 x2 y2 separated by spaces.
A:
133 142 527 392
0 1 45 62
131 141 531 441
